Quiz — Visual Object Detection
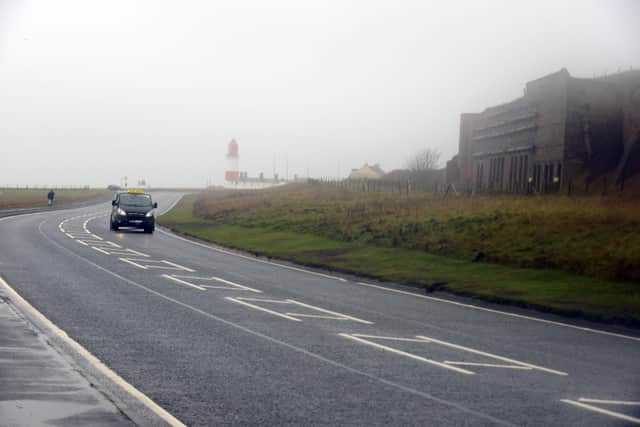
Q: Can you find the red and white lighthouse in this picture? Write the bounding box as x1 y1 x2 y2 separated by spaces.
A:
225 139 239 182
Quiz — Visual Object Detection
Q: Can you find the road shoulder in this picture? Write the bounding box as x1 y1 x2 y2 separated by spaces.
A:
0 275 184 427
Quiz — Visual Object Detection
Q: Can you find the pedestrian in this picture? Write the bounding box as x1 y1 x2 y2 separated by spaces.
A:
47 189 55 206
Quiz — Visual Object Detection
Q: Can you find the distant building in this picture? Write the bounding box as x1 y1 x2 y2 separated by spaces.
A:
446 68 640 193
349 163 385 180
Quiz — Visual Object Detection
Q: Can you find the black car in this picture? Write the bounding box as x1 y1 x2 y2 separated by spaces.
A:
110 190 157 233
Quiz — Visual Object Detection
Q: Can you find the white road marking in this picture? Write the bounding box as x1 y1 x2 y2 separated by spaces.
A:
0 275 186 427
578 398 640 405
226 297 302 321
561 399 640 424
353 282 640 343
155 227 640 342
105 248 149 257
415 335 567 376
160 260 196 272
236 297 291 304
119 258 148 269
286 299 373 324
285 313 350 320
339 333 475 375
156 227 348 282
32 224 519 427
209 276 261 293
443 361 532 370
162 274 206 291
92 247 111 255
118 258 194 272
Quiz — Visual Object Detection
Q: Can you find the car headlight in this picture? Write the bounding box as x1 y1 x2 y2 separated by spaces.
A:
145 209 154 218
117 207 127 216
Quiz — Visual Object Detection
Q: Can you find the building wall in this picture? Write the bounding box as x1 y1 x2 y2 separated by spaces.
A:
448 68 639 193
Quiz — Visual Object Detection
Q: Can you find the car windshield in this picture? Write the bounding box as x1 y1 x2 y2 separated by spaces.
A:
119 194 152 207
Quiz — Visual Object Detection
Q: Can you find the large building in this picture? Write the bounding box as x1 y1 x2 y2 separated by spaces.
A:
447 68 640 193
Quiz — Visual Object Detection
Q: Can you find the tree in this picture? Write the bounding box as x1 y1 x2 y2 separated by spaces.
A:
406 148 442 171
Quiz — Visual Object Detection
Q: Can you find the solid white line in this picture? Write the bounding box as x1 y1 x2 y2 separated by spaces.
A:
285 313 346 320
161 260 196 272
354 282 640 343
92 247 111 255
210 276 262 293
416 335 567 376
155 227 640 342
119 258 148 269
561 399 640 424
578 398 640 405
200 285 253 291
155 227 348 282
350 334 434 343
339 333 475 375
162 274 206 291
235 297 291 304
443 361 532 370
32 223 517 427
225 297 302 321
0 275 186 427
287 299 373 324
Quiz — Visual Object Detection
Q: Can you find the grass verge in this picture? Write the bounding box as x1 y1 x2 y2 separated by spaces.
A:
0 188 111 209
160 194 640 326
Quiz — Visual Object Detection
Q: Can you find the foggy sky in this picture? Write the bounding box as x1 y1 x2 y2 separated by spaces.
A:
1 0 638 187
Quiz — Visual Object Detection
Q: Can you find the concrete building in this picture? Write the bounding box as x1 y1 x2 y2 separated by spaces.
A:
349 163 385 180
447 68 640 193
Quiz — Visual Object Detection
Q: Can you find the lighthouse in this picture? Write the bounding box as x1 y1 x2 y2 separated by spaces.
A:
225 139 239 182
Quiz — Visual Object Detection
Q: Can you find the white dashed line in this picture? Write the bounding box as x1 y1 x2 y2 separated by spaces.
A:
226 297 302 322
161 274 206 291
561 399 640 424
339 333 475 375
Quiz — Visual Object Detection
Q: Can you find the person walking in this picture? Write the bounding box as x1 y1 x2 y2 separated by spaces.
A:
47 189 55 206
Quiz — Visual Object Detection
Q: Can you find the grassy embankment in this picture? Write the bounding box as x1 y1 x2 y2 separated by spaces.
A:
0 188 111 209
159 184 640 325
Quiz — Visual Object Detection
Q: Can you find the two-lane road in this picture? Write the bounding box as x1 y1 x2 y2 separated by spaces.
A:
1 192 638 426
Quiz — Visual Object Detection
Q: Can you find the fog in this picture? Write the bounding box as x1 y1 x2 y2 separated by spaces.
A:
1 0 638 187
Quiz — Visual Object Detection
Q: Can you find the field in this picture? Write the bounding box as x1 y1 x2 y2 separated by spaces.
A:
0 188 111 209
159 184 640 325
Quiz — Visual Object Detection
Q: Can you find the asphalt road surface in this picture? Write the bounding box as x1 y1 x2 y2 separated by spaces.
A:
1 192 639 426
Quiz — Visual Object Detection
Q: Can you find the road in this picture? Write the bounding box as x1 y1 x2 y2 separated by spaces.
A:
0 192 638 426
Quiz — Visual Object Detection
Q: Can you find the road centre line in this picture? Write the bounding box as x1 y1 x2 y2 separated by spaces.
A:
415 335 567 376
34 220 518 427
285 313 351 320
161 260 196 272
119 258 148 269
339 333 475 375
154 227 640 342
236 297 291 304
162 274 206 291
105 248 149 257
561 399 640 424
287 299 373 324
226 297 301 321
578 398 640 405
155 227 348 282
209 276 261 293
443 361 532 370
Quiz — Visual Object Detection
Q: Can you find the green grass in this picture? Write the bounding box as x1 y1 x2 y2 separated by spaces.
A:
189 184 640 282
0 188 111 209
160 193 640 325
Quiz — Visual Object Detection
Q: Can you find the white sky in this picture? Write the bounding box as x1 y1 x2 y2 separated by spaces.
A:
1 0 638 187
